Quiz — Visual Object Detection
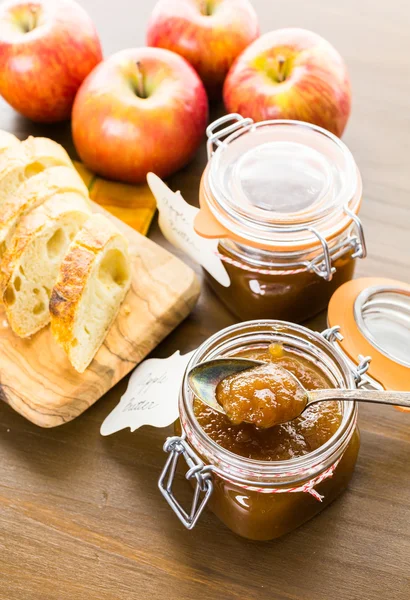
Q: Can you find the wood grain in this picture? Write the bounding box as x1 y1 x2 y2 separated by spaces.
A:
0 201 199 427
1 0 410 599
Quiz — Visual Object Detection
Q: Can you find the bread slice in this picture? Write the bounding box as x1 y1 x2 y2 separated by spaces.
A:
0 130 20 154
0 165 89 257
0 136 72 204
50 214 132 373
0 193 91 337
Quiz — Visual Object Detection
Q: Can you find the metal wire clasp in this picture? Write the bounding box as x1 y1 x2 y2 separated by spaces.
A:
307 205 367 282
206 113 254 159
158 435 213 530
321 325 379 388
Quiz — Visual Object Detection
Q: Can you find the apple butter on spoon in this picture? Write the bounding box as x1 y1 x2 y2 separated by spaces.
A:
188 352 410 429
215 362 308 428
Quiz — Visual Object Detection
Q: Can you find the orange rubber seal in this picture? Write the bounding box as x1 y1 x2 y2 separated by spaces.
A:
328 277 410 400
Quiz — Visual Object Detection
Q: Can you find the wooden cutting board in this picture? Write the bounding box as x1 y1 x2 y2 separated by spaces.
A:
0 202 200 428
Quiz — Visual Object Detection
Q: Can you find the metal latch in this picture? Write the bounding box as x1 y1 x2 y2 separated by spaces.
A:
307 205 367 281
206 113 253 159
321 325 380 388
158 436 213 530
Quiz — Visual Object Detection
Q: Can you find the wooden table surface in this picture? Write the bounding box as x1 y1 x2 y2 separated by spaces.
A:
1 1 410 599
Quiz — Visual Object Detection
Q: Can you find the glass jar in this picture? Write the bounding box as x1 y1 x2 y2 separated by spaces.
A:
159 321 370 541
194 115 367 322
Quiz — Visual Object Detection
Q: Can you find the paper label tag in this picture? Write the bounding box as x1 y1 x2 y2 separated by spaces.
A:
100 350 195 436
147 172 230 287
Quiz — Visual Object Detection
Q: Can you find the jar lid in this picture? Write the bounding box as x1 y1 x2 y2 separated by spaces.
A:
328 277 410 395
196 115 362 253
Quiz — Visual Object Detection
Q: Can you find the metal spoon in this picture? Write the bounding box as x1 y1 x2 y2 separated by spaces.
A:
187 358 410 423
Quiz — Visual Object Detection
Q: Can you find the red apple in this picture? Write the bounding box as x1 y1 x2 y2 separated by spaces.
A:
224 28 351 136
0 0 102 123
146 0 259 95
72 47 208 184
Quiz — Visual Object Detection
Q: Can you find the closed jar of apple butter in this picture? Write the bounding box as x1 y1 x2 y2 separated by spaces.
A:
159 320 370 541
194 114 367 322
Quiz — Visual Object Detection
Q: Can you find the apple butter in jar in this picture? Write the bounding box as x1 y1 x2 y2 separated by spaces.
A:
194 115 366 322
160 321 367 540
196 344 342 456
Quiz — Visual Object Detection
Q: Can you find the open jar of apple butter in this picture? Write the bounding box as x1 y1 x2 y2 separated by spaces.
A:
159 320 371 541
194 114 366 322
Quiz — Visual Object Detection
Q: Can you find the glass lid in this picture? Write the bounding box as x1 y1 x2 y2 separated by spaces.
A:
354 287 410 368
232 141 333 214
206 120 362 249
327 277 410 392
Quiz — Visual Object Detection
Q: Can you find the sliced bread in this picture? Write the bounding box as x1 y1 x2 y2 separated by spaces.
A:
0 192 91 337
0 130 20 154
50 214 132 373
0 136 72 204
0 165 89 257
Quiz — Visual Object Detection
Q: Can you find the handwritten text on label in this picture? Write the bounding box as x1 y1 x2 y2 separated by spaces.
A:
100 350 195 436
147 173 230 287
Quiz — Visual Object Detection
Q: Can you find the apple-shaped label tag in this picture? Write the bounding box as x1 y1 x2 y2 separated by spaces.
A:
100 350 195 436
147 172 230 287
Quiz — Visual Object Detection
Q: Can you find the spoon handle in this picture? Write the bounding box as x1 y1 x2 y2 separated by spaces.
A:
308 388 410 409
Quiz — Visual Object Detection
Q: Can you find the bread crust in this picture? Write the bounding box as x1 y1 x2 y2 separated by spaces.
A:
49 245 95 348
50 214 129 354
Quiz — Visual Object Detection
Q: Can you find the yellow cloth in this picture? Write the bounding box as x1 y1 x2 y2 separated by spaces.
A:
74 161 157 236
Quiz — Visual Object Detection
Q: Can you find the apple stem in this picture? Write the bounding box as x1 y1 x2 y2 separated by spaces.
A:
199 0 211 15
25 6 38 33
276 55 286 83
135 61 146 99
